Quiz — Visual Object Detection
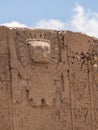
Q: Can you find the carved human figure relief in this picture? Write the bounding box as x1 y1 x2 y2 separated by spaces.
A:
17 38 60 106
27 39 56 106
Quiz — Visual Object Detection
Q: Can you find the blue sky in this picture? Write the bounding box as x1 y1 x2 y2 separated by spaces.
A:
0 0 98 37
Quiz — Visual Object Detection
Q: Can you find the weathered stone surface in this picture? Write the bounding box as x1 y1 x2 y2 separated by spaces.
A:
0 26 98 130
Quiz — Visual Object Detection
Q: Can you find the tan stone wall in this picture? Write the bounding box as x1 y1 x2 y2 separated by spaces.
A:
0 26 98 130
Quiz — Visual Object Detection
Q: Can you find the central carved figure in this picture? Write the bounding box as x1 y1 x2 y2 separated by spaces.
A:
16 38 60 107
26 39 55 106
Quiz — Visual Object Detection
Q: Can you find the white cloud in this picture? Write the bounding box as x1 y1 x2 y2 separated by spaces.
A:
1 4 98 38
71 4 98 37
1 21 27 28
35 19 67 30
34 4 98 38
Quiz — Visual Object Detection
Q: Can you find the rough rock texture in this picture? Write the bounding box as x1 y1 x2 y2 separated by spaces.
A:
0 26 98 130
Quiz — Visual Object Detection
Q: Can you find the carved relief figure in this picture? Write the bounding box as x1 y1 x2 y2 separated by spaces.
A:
16 38 61 107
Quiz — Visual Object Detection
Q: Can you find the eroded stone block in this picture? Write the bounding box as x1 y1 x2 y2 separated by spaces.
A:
0 27 98 130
